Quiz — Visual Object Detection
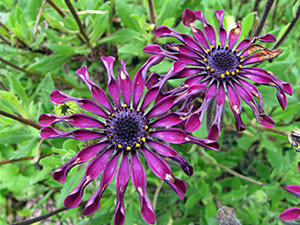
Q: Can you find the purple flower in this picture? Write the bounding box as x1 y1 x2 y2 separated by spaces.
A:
280 162 300 221
144 9 293 140
39 56 219 225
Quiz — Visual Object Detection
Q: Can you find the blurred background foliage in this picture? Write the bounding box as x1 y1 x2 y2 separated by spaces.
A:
0 0 300 224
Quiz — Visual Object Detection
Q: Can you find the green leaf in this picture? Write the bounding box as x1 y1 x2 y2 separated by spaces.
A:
240 12 255 39
0 91 29 118
46 43 77 56
115 0 140 31
7 74 29 110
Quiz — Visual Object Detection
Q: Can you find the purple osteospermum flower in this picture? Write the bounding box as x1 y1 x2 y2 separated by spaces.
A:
280 162 300 221
144 9 293 140
39 56 219 225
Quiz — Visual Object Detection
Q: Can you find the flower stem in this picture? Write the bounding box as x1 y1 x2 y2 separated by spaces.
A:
0 153 52 165
153 180 163 210
147 0 156 25
64 0 90 47
249 120 289 136
272 3 300 49
252 0 261 12
197 149 265 186
253 0 274 37
0 110 42 130
10 207 68 225
46 0 66 18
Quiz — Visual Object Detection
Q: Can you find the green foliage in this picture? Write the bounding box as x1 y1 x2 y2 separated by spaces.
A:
0 0 299 224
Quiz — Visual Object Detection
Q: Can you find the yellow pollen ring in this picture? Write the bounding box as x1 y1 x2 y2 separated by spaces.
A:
225 71 230 76
218 42 221 46
231 71 235 75
141 137 146 143
210 68 215 72
108 135 112 139
136 143 141 148
111 125 114 128
130 107 133 110
126 146 131 151
235 69 240 73
235 49 238 52
118 144 122 149
211 45 215 49
206 49 211 53
220 74 225 79
104 123 107 127
137 109 140 112
111 113 114 117
226 44 229 48
145 125 149 130
239 55 244 59
124 104 127 107
137 81 140 84
203 58 207 62
206 66 210 70
113 141 116 145
238 65 242 68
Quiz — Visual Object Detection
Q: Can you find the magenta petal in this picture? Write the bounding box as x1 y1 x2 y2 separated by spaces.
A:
235 38 252 52
131 154 156 224
214 10 227 47
41 127 104 140
187 135 219 151
150 112 183 127
101 56 121 108
185 113 201 133
194 10 216 46
190 25 210 50
50 90 108 118
76 66 114 112
280 208 300 221
83 153 120 216
52 141 108 183
285 185 300 198
64 177 88 208
228 22 241 49
114 155 130 225
182 9 196 26
146 96 176 118
258 33 276 42
141 87 160 110
151 128 188 144
39 113 104 128
143 44 163 54
118 59 132 106
147 140 193 176
133 55 164 108
144 148 187 199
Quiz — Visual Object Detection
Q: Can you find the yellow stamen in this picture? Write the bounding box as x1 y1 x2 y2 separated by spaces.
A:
220 74 225 78
124 104 127 107
210 68 215 72
235 49 238 52
137 81 140 84
239 55 244 59
111 125 114 128
142 137 146 142
203 58 207 62
206 49 210 53
136 143 141 148
206 66 210 70
130 107 133 110
235 69 239 73
225 71 230 76
137 109 140 112
231 71 235 75
126 146 131 151
111 113 114 117
218 42 221 46
145 125 149 130
226 44 229 48
113 141 116 145
118 144 122 149
211 45 215 49
238 65 242 68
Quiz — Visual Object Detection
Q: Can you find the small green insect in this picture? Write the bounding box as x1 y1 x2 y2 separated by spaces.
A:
55 102 79 116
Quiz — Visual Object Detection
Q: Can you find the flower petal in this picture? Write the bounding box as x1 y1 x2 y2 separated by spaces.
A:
131 154 156 224
64 148 112 208
144 148 187 199
242 49 282 65
133 55 164 108
101 56 121 108
76 66 114 112
41 127 105 140
186 135 219 151
83 153 120 216
150 112 184 127
214 10 227 47
151 128 188 144
280 208 300 221
285 185 300 198
50 89 108 118
39 113 105 128
147 140 193 176
118 59 132 106
194 10 216 46
182 9 196 26
114 154 130 225
52 141 108 182
146 95 176 119
228 22 241 49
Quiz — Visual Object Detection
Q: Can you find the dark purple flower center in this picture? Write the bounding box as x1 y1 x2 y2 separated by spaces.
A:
105 106 148 152
204 45 242 79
